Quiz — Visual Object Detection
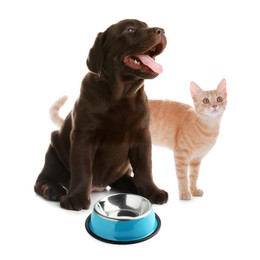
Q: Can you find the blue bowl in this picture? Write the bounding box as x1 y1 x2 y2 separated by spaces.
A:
85 193 161 244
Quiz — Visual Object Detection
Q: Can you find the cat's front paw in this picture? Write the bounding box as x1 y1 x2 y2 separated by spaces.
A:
179 192 191 200
191 189 204 197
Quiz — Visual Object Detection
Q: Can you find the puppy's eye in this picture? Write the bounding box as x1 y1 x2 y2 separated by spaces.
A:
125 24 136 32
217 96 223 102
202 98 210 104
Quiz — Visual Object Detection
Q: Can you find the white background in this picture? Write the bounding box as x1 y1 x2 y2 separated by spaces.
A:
1 0 260 259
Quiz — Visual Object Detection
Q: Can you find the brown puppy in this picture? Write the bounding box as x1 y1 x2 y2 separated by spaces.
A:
34 19 168 210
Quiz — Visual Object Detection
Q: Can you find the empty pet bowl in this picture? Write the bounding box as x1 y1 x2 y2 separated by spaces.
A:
85 193 161 244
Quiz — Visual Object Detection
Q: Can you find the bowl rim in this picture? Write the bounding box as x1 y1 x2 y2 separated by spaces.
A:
93 193 153 221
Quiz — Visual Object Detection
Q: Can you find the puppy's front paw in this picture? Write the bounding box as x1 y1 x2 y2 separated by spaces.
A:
60 195 90 211
149 189 168 204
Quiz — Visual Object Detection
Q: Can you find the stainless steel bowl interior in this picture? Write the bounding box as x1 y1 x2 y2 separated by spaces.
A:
94 194 152 220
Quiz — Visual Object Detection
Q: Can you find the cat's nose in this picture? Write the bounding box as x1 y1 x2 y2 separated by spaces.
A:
212 104 218 111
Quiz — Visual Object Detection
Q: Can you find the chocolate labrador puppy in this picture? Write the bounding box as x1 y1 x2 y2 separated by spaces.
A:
34 19 168 210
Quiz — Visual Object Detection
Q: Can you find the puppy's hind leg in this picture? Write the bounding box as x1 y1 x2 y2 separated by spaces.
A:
34 145 69 201
109 170 138 194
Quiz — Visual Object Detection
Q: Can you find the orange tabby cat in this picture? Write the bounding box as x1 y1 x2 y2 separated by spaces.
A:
149 79 227 200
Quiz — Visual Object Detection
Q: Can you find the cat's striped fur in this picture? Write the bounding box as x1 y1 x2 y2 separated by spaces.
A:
149 79 227 199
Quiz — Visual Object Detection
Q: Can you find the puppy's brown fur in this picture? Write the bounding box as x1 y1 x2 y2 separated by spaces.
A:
34 19 168 210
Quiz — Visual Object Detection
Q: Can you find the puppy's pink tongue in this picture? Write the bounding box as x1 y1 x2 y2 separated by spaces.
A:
135 55 163 73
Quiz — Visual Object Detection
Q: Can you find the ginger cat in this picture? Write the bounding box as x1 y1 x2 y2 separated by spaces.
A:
149 79 227 200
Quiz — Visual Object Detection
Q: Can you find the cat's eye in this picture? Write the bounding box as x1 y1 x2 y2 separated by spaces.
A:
217 96 223 102
202 98 209 104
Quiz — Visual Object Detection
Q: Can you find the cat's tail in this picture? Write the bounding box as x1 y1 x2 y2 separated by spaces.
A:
49 95 67 127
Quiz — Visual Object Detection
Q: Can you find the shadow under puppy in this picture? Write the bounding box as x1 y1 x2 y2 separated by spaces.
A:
34 19 168 210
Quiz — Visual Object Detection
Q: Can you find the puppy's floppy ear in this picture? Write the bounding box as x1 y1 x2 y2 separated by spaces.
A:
87 32 106 76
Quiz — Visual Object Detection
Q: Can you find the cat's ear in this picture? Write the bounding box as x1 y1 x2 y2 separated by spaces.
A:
217 78 227 95
190 81 203 102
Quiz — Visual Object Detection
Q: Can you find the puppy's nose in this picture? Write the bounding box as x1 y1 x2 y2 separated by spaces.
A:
153 27 165 35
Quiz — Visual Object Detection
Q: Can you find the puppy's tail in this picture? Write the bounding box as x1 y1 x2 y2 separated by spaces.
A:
49 95 68 127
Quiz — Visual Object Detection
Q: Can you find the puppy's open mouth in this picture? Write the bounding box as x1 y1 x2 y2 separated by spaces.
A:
124 43 164 74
